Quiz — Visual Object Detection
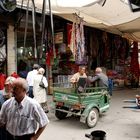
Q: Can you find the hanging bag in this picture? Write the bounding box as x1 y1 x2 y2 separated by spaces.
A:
39 76 46 88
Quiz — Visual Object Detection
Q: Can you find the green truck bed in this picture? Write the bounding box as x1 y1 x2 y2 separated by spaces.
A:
53 86 110 128
53 87 109 110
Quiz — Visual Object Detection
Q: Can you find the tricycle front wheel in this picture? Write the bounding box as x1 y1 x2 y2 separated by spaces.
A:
86 108 99 128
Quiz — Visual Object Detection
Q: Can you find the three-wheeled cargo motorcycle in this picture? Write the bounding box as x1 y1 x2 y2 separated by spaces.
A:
53 80 110 128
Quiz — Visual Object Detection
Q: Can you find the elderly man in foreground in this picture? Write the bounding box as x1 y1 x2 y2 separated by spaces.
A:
0 77 49 140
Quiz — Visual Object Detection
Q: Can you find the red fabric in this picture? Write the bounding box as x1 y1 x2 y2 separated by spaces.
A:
130 41 139 78
46 47 54 67
67 23 72 46
46 52 51 67
0 73 6 90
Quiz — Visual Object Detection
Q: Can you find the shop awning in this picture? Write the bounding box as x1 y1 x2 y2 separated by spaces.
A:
16 0 140 41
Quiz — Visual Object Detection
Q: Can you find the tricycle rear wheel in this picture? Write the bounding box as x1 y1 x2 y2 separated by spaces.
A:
86 108 99 128
55 107 68 120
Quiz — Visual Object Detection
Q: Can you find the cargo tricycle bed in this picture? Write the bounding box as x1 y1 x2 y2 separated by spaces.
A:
53 83 110 128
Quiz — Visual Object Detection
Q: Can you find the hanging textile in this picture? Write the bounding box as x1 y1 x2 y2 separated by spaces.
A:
75 20 86 65
102 32 110 61
69 15 86 65
67 23 72 46
69 22 76 60
79 20 86 61
130 41 139 86
46 51 51 67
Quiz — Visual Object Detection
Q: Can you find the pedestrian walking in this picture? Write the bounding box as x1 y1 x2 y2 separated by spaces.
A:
33 67 49 113
26 64 39 98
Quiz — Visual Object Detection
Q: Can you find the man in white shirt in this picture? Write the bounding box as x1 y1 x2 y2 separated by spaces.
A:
0 78 49 140
70 66 87 83
26 64 39 98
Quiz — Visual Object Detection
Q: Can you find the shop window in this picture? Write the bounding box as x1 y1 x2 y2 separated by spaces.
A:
0 28 7 74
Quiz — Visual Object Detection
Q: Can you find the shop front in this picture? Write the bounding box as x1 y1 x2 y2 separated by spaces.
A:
51 18 133 89
0 7 137 91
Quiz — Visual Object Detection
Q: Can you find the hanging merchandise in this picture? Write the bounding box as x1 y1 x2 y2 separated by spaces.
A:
75 22 80 61
130 41 139 87
69 14 87 65
102 32 110 61
79 20 86 64
75 19 87 65
69 22 76 60
67 23 72 47
46 45 53 67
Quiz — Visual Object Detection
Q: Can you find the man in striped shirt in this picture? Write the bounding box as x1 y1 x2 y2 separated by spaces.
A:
0 78 49 140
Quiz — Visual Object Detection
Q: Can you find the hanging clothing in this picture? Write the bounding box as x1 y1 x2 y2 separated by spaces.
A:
69 22 76 60
130 41 139 81
75 20 86 65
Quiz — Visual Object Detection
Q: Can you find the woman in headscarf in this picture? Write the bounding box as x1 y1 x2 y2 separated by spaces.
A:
33 67 49 113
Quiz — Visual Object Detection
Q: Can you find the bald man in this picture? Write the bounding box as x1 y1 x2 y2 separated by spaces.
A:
89 67 108 87
0 78 49 140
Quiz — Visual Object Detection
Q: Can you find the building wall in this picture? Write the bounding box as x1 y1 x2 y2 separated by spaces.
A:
7 25 17 75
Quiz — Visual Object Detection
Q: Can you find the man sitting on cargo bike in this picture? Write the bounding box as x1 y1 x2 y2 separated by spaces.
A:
70 66 109 93
70 66 87 83
53 66 110 128
70 66 88 93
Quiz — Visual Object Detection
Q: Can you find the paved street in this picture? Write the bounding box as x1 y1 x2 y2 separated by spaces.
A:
39 88 140 140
